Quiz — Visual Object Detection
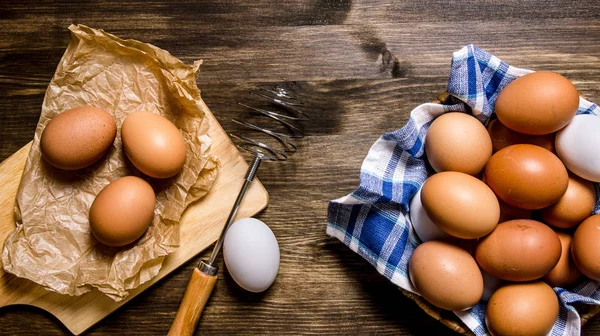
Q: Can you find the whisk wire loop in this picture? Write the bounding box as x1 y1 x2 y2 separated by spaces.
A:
231 85 307 162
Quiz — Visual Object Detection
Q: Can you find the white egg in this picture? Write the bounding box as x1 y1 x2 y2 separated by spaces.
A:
556 114 600 182
409 186 455 243
223 218 280 293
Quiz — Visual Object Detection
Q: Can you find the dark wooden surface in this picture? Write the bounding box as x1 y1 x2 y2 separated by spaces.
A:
2 1 600 335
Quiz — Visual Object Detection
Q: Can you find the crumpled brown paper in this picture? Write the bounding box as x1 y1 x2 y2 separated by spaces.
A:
1 24 219 301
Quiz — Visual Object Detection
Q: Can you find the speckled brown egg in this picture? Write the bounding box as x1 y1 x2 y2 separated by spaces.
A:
121 112 187 179
486 281 558 336
572 214 600 281
40 106 116 170
425 112 492 176
484 144 569 210
475 219 561 282
544 231 581 288
541 174 596 229
409 240 483 311
487 119 555 153
495 71 579 135
421 171 499 239
89 176 156 247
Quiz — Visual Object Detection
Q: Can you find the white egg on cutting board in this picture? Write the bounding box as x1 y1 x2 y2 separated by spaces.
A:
223 218 280 293
409 186 456 243
556 114 600 182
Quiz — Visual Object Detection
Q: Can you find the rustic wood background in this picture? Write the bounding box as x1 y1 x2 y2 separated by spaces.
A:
2 0 600 335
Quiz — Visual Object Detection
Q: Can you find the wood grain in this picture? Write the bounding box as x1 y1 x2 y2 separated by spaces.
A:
2 0 600 335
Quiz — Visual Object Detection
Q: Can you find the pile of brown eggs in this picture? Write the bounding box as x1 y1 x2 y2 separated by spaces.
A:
40 107 187 247
408 72 600 336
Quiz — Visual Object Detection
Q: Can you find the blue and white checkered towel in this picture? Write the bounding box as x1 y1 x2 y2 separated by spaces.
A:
327 44 600 336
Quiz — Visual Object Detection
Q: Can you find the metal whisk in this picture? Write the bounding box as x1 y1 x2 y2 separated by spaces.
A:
169 84 307 336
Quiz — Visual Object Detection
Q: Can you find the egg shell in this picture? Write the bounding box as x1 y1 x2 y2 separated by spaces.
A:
487 119 555 153
475 219 561 282
40 106 116 170
572 214 600 281
556 114 600 182
421 171 499 239
409 186 457 243
223 218 280 293
544 231 581 288
484 144 569 210
540 174 596 229
485 281 559 336
495 71 579 135
121 112 187 179
89 176 156 247
409 240 483 311
425 112 492 176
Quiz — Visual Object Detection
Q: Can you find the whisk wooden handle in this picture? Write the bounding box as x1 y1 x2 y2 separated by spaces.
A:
168 267 217 336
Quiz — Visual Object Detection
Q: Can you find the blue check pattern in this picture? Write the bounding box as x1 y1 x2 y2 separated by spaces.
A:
327 44 600 336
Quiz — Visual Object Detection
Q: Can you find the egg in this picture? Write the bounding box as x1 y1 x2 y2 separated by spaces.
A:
409 241 483 311
544 231 581 288
485 282 559 336
223 218 280 293
555 114 600 182
487 119 555 153
540 174 596 229
40 106 116 170
475 219 561 282
495 71 579 135
572 214 600 281
89 176 156 247
425 112 492 175
121 112 187 179
421 171 499 239
484 144 568 210
409 186 456 243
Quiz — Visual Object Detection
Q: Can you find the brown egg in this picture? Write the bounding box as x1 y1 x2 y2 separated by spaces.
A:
495 71 579 135
475 219 561 282
421 172 500 239
498 199 532 223
544 232 581 288
121 112 187 179
409 241 483 311
540 174 596 229
484 144 569 210
572 214 600 281
485 281 558 336
487 119 555 153
40 106 116 170
89 176 156 247
425 112 492 176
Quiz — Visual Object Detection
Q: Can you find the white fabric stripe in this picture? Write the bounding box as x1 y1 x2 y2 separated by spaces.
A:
362 138 395 177
376 213 404 274
562 307 580 336
455 310 485 334
349 204 371 251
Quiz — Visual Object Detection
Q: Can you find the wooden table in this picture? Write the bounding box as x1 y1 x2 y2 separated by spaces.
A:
2 1 600 335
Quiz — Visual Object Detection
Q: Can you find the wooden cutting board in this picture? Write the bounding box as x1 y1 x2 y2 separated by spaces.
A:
0 101 269 335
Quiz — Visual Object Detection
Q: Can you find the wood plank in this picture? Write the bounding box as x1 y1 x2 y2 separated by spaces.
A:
2 0 600 335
